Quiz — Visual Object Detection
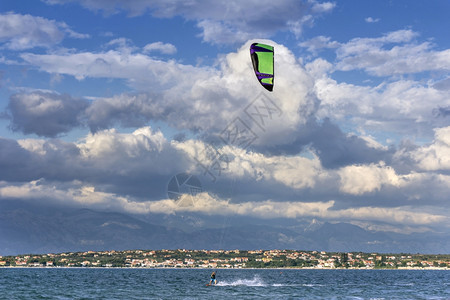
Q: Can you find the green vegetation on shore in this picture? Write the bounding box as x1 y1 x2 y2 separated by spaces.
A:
1 249 449 269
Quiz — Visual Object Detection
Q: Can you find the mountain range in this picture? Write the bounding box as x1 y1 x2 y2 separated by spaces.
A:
1 200 448 256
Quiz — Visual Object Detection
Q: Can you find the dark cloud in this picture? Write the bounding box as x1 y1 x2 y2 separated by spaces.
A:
5 91 89 137
0 128 192 200
256 118 392 169
0 138 37 181
172 133 187 142
433 106 450 118
0 138 82 182
84 89 244 135
309 119 392 169
432 77 450 91
85 93 164 133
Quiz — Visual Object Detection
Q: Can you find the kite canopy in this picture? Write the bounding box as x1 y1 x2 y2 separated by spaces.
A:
250 43 274 91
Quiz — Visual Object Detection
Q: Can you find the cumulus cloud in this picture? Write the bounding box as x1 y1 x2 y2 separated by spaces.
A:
79 127 166 162
174 135 449 209
296 30 450 143
308 63 450 140
1 0 449 249
0 127 191 197
338 162 403 195
5 91 89 137
73 127 188 199
16 38 449 174
19 41 317 142
174 138 328 191
11 37 450 188
409 126 450 171
44 0 335 44
1 122 450 232
0 12 88 50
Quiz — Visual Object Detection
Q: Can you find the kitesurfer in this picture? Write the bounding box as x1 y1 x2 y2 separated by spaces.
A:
209 271 217 285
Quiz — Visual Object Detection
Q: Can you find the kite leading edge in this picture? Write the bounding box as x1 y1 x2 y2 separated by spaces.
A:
250 43 274 92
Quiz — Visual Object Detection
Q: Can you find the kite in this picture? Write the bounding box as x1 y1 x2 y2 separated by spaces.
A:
250 43 274 91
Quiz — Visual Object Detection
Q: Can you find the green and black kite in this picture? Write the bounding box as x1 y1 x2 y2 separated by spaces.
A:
250 43 274 91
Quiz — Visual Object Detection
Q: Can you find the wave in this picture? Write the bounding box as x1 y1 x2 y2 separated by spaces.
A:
216 276 327 287
218 275 269 287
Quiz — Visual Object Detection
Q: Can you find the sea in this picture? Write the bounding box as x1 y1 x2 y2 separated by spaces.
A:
0 268 449 299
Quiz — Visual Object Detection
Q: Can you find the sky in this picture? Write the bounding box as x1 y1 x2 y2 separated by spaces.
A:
0 0 450 247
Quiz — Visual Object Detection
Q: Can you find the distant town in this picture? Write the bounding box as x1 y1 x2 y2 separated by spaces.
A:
1 249 449 269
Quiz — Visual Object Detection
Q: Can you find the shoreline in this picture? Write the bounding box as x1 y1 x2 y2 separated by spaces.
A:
2 266 449 270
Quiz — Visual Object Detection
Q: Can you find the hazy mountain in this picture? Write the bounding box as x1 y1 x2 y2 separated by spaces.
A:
1 200 449 255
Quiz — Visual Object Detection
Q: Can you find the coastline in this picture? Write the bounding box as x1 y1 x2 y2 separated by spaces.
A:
3 249 449 270
2 266 449 270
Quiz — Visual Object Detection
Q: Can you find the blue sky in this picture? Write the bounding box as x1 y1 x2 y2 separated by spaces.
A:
1 0 450 250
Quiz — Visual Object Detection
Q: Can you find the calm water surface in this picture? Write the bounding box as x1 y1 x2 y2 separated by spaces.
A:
0 268 449 299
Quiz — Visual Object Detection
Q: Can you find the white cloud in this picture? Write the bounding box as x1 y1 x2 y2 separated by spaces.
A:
173 136 329 191
0 180 130 208
338 162 404 195
10 38 450 196
21 47 212 90
3 180 445 227
299 35 340 54
310 66 450 139
410 126 450 171
79 127 166 159
73 126 185 184
17 139 47 156
157 192 448 227
44 0 335 44
1 124 442 200
0 12 88 50
301 29 450 76
358 135 388 151
311 1 335 13
2 0 450 248
197 19 252 45
330 205 447 226
1 122 450 232
231 151 326 190
365 17 380 23
336 30 450 76
143 42 177 54
305 57 333 77
19 41 317 142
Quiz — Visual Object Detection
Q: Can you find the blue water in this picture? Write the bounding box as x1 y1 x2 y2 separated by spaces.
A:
0 268 448 299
